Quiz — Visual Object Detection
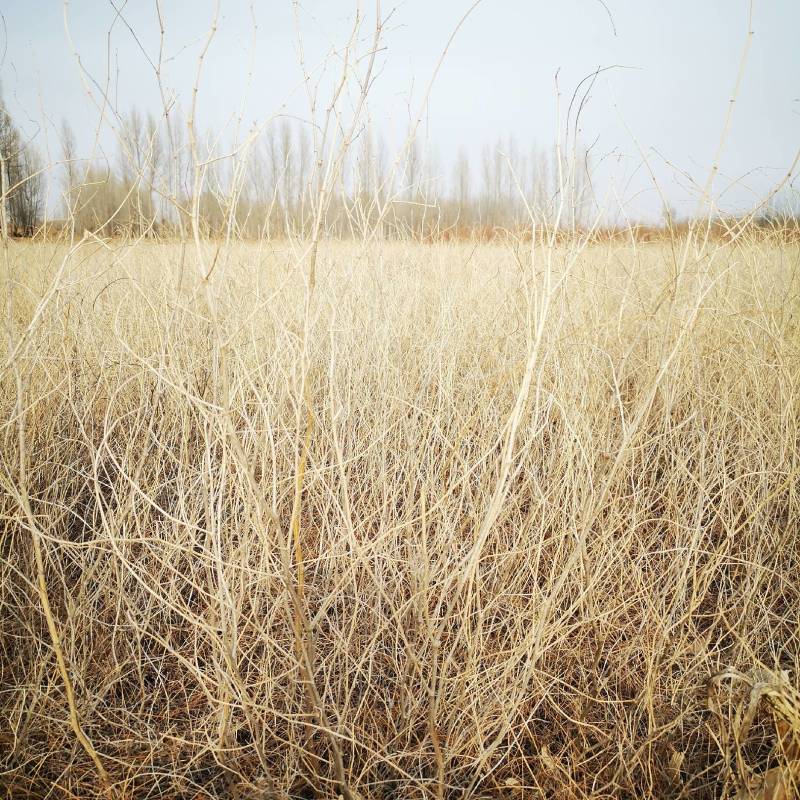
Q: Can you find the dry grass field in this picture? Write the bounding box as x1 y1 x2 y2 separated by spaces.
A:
1 234 799 798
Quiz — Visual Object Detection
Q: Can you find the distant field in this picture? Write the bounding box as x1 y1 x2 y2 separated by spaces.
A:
1 236 798 798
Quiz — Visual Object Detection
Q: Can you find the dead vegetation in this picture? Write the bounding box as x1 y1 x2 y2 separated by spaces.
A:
0 234 798 798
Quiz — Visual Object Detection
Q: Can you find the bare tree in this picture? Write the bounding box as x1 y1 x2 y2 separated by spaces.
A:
453 146 471 218
145 111 164 230
60 119 78 219
0 94 44 237
279 120 295 228
12 147 44 235
0 107 11 241
296 125 311 231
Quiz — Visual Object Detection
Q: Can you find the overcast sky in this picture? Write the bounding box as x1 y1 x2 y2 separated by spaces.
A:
2 0 798 219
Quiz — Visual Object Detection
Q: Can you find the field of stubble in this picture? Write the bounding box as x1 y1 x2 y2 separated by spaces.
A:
1 237 798 799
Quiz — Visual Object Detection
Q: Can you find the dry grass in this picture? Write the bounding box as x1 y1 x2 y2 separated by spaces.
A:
1 235 798 798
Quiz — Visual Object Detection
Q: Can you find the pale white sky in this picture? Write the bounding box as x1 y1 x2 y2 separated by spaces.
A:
2 0 798 219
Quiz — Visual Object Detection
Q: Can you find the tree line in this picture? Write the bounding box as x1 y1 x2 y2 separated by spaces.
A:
1 98 594 240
